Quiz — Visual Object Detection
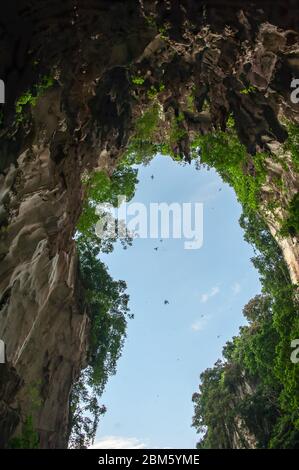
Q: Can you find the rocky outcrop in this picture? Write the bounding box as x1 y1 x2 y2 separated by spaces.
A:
262 150 299 284
0 363 22 448
0 92 91 447
0 1 298 448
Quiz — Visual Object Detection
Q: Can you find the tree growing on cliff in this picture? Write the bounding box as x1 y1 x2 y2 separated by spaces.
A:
192 209 299 448
68 237 132 448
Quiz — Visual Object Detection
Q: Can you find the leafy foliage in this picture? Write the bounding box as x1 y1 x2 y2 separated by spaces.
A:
122 104 161 166
192 208 299 449
68 370 107 449
192 130 267 210
283 122 299 172
10 416 39 449
131 76 145 86
70 161 136 447
280 193 299 237
15 75 54 121
122 105 191 166
77 238 132 391
69 236 132 448
73 117 299 448
9 381 42 448
240 85 257 95
77 165 138 251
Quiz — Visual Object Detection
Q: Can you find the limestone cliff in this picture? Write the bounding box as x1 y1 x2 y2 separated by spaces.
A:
0 1 298 448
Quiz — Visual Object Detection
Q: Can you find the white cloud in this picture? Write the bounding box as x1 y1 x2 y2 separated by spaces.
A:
232 282 241 295
191 320 205 331
90 436 147 450
193 179 223 202
200 286 219 303
191 315 211 332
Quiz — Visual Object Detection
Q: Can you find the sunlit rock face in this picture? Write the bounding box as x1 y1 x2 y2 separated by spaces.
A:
0 1 298 447
0 91 90 448
262 151 299 285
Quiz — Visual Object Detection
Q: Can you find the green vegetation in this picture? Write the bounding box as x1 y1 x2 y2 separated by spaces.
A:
77 165 138 252
9 381 42 448
280 193 299 237
15 75 54 121
73 105 299 448
192 130 267 211
77 238 132 389
10 416 39 449
71 96 189 445
147 83 165 100
192 207 299 448
122 103 161 166
240 209 299 444
131 76 145 86
69 237 132 448
283 121 299 172
191 122 299 449
70 159 137 447
240 85 257 95
144 15 157 28
68 370 107 449
123 105 191 166
69 229 133 447
186 91 196 112
169 112 187 148
226 114 235 129
158 24 170 39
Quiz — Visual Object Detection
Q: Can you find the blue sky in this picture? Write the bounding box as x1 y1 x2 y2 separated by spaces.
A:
92 155 261 449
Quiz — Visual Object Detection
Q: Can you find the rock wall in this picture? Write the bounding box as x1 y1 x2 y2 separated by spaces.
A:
0 89 90 447
262 151 299 284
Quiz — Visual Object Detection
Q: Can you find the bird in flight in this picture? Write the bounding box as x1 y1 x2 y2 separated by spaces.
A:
164 300 169 305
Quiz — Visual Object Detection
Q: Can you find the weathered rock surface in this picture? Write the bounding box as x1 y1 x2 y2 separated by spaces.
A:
0 362 22 448
0 99 90 447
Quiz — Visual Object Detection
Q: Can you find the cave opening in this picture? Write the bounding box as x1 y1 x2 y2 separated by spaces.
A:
87 153 262 449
